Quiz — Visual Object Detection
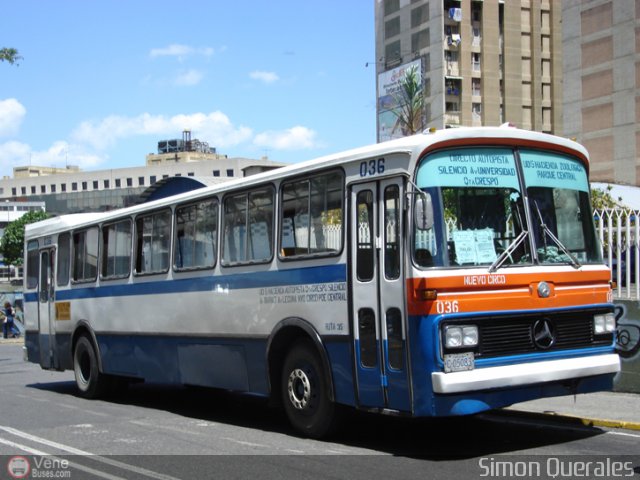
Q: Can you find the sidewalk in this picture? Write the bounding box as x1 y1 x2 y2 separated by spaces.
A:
506 391 640 431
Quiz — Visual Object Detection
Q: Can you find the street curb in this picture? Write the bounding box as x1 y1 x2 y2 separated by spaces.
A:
497 409 640 431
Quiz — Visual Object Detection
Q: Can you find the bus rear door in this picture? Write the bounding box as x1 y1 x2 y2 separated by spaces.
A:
350 177 411 412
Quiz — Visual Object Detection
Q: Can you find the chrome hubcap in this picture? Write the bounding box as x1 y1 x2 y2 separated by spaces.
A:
287 368 311 410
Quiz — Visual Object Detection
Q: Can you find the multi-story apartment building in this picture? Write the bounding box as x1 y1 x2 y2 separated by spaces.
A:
374 0 562 141
563 1 639 184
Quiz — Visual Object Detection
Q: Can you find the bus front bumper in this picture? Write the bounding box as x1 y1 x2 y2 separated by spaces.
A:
432 353 620 394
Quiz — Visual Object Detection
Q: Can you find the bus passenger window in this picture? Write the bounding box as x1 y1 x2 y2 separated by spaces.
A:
26 240 39 290
101 220 132 279
73 228 99 282
135 210 171 275
57 233 71 286
175 199 217 270
279 171 343 258
358 308 377 368
384 185 401 280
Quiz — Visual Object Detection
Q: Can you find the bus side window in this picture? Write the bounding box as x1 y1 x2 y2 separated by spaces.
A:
57 232 71 286
26 240 39 290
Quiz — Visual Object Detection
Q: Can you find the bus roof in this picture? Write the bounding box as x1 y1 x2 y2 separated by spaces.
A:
25 126 589 239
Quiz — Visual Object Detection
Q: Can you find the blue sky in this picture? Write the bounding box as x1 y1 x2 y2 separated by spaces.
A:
0 1 376 177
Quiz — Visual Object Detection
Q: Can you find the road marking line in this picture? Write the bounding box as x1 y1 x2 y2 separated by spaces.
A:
606 430 640 439
0 436 50 455
0 436 125 480
0 426 180 480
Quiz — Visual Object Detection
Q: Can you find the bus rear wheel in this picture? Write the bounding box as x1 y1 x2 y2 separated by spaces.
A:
281 339 337 438
73 335 108 399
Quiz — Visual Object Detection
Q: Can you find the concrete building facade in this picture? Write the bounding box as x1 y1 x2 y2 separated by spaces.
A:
375 0 562 140
562 0 639 184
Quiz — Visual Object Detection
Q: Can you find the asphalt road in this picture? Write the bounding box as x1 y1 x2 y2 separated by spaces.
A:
1 342 639 479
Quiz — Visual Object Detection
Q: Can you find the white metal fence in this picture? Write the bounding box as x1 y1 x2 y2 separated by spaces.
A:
595 208 640 300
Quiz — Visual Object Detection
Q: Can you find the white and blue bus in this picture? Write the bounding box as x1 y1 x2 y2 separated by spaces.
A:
24 126 620 437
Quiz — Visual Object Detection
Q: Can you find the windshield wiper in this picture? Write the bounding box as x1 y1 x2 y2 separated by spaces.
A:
489 230 529 273
532 200 581 269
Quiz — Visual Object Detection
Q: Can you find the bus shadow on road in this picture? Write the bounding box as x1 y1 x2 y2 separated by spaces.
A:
27 380 605 459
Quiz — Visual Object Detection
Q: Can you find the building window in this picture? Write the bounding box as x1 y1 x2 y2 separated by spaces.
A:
213 170 220 177
411 28 429 52
150 176 157 185
385 16 400 39
60 184 66 193
226 169 234 177
82 181 88 191
385 40 401 66
126 178 133 187
188 172 194 177
104 179 110 189
472 78 481 96
31 186 36 194
411 4 429 28
93 181 99 189
115 179 121 188
21 187 26 195
11 188 16 196
472 52 481 72
384 0 399 16
41 185 46 194
72 182 78 191
51 185 56 193
138 176 145 186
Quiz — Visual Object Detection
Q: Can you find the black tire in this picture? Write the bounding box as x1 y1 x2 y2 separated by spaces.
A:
281 339 337 438
73 335 108 399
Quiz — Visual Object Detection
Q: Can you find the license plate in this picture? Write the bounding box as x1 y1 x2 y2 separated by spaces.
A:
444 352 475 373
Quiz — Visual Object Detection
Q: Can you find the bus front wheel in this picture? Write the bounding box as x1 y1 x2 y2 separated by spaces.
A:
73 335 108 399
281 339 337 438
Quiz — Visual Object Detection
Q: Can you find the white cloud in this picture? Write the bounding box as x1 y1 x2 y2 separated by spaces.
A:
0 140 104 174
249 71 279 84
253 126 319 150
174 69 204 86
149 44 215 60
0 99 26 137
71 111 253 150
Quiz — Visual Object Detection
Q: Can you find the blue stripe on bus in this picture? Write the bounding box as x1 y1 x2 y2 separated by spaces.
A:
24 263 347 302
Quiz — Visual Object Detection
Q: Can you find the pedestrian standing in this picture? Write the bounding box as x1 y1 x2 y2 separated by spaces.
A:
3 301 19 338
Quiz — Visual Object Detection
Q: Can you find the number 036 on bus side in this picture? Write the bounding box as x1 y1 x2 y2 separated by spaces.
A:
23 125 619 438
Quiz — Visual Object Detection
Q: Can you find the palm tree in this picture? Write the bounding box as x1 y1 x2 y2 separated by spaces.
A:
391 65 424 136
0 48 22 65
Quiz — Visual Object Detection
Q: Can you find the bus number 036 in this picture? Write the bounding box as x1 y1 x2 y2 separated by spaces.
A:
360 158 385 177
436 300 459 314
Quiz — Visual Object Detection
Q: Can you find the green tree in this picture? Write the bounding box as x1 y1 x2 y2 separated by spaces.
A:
0 210 48 266
591 184 622 210
391 65 424 136
0 48 22 65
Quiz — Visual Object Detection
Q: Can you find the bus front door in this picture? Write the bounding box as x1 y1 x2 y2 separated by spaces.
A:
38 248 57 369
350 178 411 412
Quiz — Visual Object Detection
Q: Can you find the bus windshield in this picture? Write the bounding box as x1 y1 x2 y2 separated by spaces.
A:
414 147 601 268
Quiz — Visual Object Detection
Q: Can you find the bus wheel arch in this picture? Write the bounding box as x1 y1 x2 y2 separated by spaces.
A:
267 318 338 438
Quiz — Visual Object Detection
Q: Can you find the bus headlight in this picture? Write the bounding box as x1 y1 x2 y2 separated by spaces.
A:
593 313 616 335
444 325 478 348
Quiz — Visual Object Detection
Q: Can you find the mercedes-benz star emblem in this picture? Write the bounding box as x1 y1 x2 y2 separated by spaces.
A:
537 281 551 298
532 318 556 350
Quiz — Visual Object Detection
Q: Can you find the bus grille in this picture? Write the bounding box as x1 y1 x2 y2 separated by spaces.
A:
450 309 614 358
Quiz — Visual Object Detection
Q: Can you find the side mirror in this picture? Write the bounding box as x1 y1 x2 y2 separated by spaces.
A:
415 192 434 230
